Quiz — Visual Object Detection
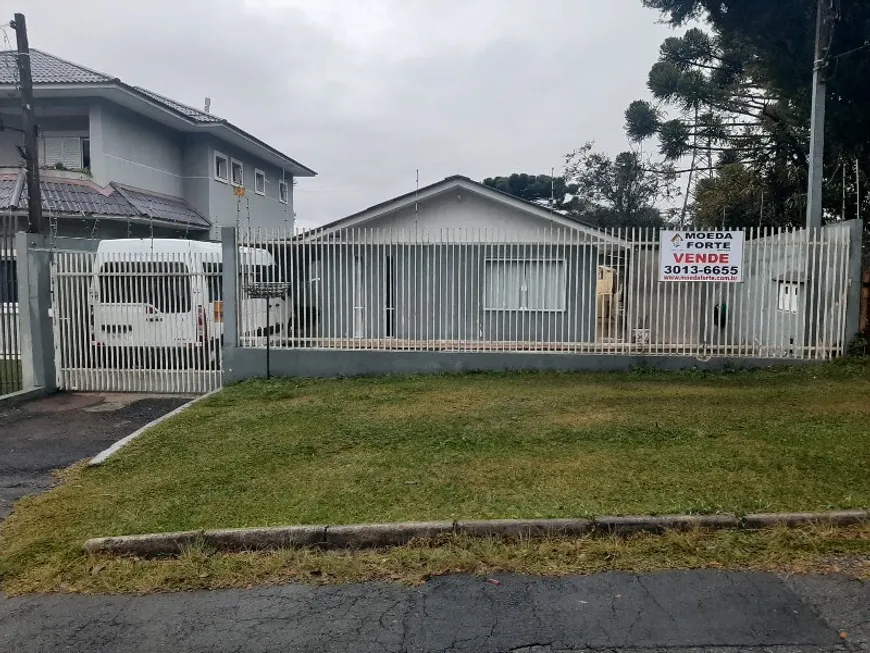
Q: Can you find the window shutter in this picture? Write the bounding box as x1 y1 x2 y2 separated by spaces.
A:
42 137 64 166
62 137 83 169
40 137 82 169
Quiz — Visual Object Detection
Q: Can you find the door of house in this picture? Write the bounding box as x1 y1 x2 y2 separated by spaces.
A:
353 255 364 339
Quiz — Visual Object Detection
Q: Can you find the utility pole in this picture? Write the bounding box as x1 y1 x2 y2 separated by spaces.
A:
805 0 833 230
10 13 45 235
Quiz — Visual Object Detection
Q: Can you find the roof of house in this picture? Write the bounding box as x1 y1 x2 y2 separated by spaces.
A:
0 49 315 177
307 175 624 244
0 171 210 229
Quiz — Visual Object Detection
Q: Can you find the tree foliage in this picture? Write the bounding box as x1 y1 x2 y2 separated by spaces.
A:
631 0 870 227
563 143 678 228
483 174 579 212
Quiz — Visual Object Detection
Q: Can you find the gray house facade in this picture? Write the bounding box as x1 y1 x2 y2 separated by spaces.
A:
284 176 621 347
0 49 315 238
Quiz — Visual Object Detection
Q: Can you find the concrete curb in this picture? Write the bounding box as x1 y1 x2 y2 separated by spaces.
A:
740 509 869 530
82 510 870 558
88 389 221 466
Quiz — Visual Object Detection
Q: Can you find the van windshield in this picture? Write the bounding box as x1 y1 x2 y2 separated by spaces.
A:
98 261 192 314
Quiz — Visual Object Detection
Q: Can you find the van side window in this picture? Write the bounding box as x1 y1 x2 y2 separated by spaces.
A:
204 263 223 302
99 262 192 314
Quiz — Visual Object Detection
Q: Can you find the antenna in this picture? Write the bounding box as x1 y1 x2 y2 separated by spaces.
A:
204 97 211 114
415 169 419 231
550 167 555 209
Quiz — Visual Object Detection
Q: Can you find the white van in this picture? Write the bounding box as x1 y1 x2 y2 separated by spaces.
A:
90 239 284 368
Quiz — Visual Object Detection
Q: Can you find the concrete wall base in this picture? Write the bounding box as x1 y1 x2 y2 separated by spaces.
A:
223 347 815 381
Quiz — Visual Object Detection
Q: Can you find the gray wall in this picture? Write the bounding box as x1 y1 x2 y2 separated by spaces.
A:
223 347 814 382
359 189 588 239
182 134 211 220
290 242 597 345
90 102 183 196
206 138 294 232
0 114 89 168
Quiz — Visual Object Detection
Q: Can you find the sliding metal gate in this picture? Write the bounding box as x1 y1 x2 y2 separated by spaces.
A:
51 250 222 394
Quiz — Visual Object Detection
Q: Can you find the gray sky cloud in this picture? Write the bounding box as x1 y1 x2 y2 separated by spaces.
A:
15 0 674 226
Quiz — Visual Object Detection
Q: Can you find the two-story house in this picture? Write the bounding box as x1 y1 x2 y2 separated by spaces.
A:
0 49 315 239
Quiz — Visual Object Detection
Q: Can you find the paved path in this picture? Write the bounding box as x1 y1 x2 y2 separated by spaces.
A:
1 571 867 652
0 393 188 519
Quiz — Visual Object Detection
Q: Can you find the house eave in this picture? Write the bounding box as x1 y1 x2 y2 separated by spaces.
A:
302 177 627 246
5 208 210 232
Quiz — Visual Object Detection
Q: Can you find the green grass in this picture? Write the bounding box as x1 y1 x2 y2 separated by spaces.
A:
2 360 869 593
0 359 22 395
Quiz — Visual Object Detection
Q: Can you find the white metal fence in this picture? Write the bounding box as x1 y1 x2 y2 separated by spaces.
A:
236 224 854 360
1 216 21 396
52 250 223 393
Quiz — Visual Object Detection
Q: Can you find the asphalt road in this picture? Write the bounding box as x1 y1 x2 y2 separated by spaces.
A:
0 392 188 520
1 571 867 652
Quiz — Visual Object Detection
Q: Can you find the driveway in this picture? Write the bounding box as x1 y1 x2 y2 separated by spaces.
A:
0 571 867 652
0 393 189 520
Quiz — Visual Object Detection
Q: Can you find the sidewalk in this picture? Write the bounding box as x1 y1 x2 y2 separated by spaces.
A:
1 570 867 652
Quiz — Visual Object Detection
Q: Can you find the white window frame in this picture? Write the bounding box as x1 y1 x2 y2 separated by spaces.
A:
230 158 244 187
278 179 289 205
214 152 229 183
254 169 266 195
777 281 800 313
483 258 567 312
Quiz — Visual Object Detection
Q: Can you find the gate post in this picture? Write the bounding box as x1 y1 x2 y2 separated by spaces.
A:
16 232 57 393
221 227 239 362
845 219 864 343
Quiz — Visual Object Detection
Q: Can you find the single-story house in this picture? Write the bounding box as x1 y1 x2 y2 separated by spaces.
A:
278 175 626 348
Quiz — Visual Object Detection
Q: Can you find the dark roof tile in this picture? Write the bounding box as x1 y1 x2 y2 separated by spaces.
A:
0 173 209 229
113 184 211 228
134 87 223 123
0 49 114 84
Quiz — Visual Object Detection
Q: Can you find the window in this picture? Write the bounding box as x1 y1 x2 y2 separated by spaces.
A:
307 260 322 306
40 136 84 169
98 262 192 314
81 137 91 170
0 259 17 304
254 169 266 195
278 179 289 204
214 152 229 183
484 260 566 311
230 159 244 187
777 282 800 313
204 262 223 302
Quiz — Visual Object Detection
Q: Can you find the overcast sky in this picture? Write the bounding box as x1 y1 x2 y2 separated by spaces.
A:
16 0 675 227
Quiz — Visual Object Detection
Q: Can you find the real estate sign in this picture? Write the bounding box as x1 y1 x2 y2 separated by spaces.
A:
659 230 745 282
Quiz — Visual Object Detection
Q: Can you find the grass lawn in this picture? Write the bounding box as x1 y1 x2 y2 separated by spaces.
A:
2 360 869 593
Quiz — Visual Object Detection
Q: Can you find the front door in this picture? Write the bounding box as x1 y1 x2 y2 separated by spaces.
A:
353 255 364 339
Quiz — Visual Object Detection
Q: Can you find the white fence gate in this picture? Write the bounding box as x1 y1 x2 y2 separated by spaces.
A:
1 216 21 396
51 250 223 393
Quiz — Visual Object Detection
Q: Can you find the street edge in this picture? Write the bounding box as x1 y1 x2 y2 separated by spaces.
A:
83 509 870 557
0 386 54 409
88 389 222 466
